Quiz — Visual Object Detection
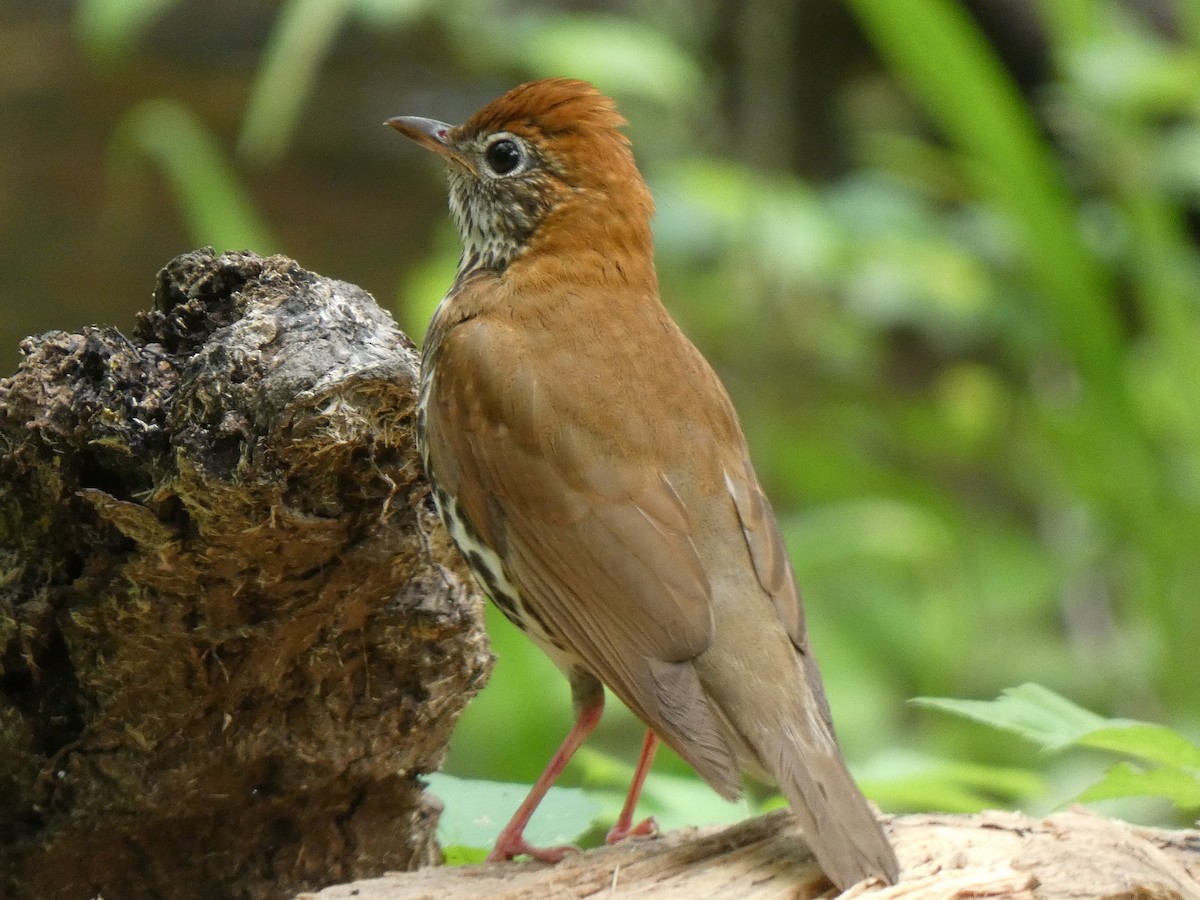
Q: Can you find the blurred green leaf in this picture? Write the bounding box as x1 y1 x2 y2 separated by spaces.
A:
1075 724 1200 770
860 750 1044 813
1156 126 1200 194
1069 28 1200 114
919 686 1200 811
109 99 275 252
441 845 489 866
914 684 1107 751
425 772 600 856
1077 762 1200 809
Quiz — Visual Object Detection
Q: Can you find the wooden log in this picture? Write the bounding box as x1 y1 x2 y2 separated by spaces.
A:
298 807 1200 900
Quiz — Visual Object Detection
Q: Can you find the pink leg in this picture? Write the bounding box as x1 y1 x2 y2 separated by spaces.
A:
487 699 605 863
605 729 660 844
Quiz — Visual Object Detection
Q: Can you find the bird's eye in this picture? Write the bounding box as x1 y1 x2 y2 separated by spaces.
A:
484 138 524 176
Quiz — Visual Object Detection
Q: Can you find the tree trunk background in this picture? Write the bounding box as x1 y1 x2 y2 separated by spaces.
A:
0 250 492 900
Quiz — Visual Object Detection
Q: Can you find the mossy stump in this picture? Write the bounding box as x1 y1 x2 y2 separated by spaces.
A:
0 249 491 900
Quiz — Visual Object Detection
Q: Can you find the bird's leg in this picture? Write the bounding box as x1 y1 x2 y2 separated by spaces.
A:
487 696 604 863
605 729 660 844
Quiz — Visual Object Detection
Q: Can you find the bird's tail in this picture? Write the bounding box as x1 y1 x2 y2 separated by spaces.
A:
756 653 899 890
768 721 898 888
699 642 900 891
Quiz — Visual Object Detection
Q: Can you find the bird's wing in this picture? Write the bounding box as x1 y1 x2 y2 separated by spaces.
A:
722 455 807 647
722 455 837 729
423 311 742 797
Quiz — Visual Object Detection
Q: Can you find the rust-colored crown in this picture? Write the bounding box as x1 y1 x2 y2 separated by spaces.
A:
459 78 630 145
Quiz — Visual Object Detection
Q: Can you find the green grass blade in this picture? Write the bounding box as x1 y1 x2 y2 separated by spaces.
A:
75 0 181 59
238 0 354 167
110 99 276 252
844 0 1122 395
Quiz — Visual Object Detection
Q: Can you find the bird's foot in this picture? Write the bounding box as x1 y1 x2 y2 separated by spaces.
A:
486 831 580 864
605 815 658 844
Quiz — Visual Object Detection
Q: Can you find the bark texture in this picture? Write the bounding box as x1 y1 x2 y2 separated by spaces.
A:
0 249 491 900
298 807 1200 900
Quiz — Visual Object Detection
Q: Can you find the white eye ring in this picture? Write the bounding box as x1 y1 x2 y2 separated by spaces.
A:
482 134 527 177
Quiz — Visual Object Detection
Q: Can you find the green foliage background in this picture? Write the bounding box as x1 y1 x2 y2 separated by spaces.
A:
6 0 1200 836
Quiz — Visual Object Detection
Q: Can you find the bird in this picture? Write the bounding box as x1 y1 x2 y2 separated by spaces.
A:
387 77 900 891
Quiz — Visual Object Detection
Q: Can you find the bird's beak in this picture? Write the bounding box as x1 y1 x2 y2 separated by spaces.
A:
386 116 474 173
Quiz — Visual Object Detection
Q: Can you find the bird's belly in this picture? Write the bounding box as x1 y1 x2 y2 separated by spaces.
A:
432 485 583 676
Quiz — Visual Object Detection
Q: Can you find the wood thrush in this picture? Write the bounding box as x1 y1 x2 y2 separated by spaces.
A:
388 78 900 890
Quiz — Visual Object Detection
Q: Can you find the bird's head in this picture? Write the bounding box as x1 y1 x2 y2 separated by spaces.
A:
388 78 654 277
